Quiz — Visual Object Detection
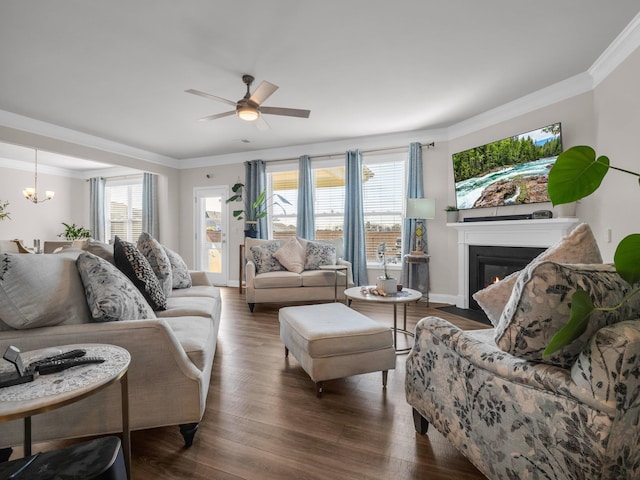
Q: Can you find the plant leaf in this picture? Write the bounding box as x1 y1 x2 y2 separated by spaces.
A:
614 234 640 285
547 146 610 205
543 290 595 356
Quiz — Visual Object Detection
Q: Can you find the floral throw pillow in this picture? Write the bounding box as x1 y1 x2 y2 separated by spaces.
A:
304 241 337 270
77 252 156 322
273 237 306 273
163 246 192 289
473 223 602 326
250 242 285 274
114 236 167 310
137 232 173 297
494 261 640 367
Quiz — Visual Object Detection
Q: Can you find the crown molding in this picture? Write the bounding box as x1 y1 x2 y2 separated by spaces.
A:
0 109 179 169
590 11 640 87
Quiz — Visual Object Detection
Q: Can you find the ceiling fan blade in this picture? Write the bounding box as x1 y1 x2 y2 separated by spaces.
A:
255 116 271 131
260 106 311 118
249 81 278 106
198 111 236 121
185 89 236 107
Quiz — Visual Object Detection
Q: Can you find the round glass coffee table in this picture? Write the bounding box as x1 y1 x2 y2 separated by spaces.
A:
344 286 422 353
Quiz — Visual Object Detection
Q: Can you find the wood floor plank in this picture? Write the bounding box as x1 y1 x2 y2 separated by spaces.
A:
20 287 488 479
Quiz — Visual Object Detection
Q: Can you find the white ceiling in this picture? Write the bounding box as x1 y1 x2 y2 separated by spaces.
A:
1 1 639 170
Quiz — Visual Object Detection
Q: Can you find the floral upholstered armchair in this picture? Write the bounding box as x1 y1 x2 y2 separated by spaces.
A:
406 224 640 479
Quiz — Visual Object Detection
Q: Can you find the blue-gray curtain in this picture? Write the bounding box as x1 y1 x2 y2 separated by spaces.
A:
296 155 315 239
89 176 106 242
343 150 368 286
142 172 159 239
401 142 425 285
245 160 267 239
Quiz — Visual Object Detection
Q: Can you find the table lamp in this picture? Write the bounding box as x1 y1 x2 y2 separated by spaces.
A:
406 198 435 255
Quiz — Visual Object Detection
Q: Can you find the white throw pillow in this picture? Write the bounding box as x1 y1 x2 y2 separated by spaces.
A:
473 223 602 326
273 237 306 273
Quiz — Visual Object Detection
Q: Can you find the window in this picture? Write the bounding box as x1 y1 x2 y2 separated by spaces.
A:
105 176 143 243
267 152 406 264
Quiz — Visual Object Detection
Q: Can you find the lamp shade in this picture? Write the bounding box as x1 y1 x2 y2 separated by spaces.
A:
406 198 435 219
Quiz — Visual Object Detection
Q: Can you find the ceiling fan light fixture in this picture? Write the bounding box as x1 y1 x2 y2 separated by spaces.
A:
237 105 259 122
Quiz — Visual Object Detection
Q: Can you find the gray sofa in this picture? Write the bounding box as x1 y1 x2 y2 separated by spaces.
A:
0 246 221 449
244 237 354 311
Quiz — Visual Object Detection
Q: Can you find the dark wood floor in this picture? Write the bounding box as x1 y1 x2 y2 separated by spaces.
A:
24 288 490 479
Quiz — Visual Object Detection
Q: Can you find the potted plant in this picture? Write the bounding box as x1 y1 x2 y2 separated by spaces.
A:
376 248 398 294
544 145 640 355
225 182 291 238
445 205 459 223
0 200 10 221
58 222 92 241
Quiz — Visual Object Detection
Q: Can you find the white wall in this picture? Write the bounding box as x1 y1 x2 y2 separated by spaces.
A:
0 164 85 244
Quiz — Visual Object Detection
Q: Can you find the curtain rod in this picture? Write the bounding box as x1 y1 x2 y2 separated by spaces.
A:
265 141 435 165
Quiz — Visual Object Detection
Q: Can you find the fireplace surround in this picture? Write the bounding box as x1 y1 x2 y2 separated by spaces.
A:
449 218 580 309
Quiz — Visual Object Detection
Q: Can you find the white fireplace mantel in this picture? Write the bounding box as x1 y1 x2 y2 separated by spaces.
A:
449 217 580 308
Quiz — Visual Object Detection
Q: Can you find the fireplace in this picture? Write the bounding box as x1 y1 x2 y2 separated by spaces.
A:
449 218 580 309
468 245 545 310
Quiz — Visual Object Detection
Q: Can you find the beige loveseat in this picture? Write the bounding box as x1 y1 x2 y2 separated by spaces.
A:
0 242 221 449
244 237 354 311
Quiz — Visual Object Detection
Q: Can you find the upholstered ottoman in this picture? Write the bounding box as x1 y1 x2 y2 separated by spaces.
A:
279 303 396 396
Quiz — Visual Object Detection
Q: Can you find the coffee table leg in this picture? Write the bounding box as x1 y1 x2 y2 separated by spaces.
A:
393 303 398 349
121 371 131 480
404 303 408 332
23 416 32 457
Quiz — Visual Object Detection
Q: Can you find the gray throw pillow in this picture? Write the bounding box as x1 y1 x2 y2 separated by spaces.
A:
250 242 285 274
495 261 640 367
163 246 192 289
0 253 91 329
137 232 173 297
304 241 337 270
77 252 156 322
114 236 167 310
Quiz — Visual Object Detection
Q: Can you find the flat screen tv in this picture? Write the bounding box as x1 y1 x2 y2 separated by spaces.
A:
452 122 562 210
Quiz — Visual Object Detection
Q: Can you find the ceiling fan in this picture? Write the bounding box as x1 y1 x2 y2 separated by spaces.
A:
185 74 310 129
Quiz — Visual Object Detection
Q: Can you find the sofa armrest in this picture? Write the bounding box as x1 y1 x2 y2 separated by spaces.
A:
189 270 212 287
246 260 256 285
571 319 640 412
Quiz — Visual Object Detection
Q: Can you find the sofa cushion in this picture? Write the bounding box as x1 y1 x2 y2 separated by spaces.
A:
304 241 336 270
114 236 167 310
77 252 156 322
157 296 218 318
473 223 602 326
301 269 337 287
250 242 286 274
75 239 115 264
495 261 640 367
137 232 173 297
0 252 91 330
169 285 220 299
273 237 306 274
253 271 302 289
163 246 192 289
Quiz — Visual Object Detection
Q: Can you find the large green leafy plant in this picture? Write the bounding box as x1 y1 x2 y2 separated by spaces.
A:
544 145 640 355
225 182 291 229
58 222 92 241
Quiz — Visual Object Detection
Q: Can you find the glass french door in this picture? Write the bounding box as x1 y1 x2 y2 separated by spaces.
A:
194 186 228 285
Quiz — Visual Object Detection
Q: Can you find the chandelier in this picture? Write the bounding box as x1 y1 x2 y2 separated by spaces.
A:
23 149 55 203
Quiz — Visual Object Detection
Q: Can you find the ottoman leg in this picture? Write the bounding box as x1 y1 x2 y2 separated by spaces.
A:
284 346 289 357
382 370 388 389
316 381 323 397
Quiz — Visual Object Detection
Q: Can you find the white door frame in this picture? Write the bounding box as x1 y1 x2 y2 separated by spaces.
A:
194 186 229 285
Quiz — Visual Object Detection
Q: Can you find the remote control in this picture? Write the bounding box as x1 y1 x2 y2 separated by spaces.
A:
29 349 87 368
36 357 105 375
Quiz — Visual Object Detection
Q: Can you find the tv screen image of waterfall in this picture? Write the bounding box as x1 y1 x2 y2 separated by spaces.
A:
452 122 562 210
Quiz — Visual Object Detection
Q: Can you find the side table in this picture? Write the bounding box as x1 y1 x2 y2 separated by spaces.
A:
404 254 430 305
319 264 349 302
0 344 132 479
